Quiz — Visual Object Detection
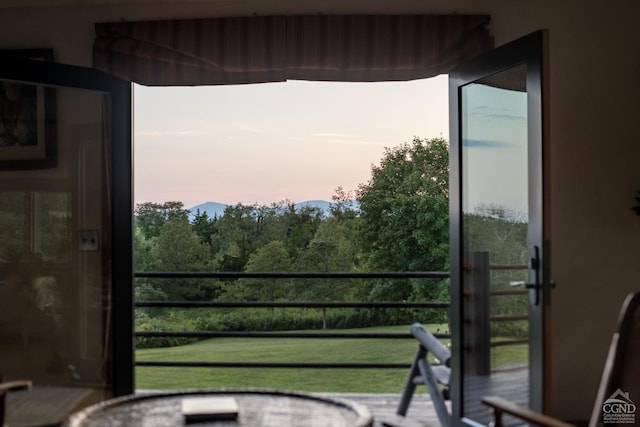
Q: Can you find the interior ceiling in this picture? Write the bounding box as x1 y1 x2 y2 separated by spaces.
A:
0 0 214 8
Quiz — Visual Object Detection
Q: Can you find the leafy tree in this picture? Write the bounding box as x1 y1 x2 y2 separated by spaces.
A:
134 211 164 314
463 204 528 329
293 218 358 328
357 136 449 305
464 204 527 265
221 240 292 302
135 201 190 239
330 186 359 221
153 216 217 300
295 218 355 273
133 227 164 315
358 136 449 272
281 203 325 261
155 217 210 270
210 204 260 271
191 209 217 246
252 203 293 247
134 226 157 271
245 240 292 273
134 281 169 318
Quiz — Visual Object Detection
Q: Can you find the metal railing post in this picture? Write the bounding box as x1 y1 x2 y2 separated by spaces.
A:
463 251 490 376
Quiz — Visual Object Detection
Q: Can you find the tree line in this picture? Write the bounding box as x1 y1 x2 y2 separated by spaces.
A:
133 136 528 346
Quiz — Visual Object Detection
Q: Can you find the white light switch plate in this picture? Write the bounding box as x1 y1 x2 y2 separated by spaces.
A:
79 230 100 251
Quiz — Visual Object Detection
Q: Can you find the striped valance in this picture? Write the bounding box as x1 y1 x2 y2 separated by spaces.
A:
94 15 492 86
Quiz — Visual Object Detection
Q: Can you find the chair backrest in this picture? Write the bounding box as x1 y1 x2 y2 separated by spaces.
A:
589 291 640 427
393 323 452 427
410 323 451 369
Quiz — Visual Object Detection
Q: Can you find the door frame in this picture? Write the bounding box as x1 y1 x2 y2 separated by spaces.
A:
448 30 550 424
0 56 134 396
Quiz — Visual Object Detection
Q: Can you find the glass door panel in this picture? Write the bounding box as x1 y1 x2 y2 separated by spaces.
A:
0 58 132 426
449 30 547 426
461 65 530 425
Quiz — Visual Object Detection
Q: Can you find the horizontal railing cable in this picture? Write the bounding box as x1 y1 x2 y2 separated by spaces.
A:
133 270 451 373
132 268 528 372
490 339 529 348
135 271 450 279
135 331 450 339
135 301 449 308
136 361 413 369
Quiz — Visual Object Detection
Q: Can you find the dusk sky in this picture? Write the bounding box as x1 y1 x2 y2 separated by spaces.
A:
133 75 449 209
462 82 528 217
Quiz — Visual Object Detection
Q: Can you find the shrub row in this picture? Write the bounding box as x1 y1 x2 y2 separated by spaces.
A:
135 306 448 348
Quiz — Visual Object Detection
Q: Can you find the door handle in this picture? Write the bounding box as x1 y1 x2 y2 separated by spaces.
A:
530 245 541 305
509 280 536 289
509 246 542 305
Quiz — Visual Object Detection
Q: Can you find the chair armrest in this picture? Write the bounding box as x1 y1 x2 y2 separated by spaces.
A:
0 380 31 395
482 396 574 427
0 380 31 426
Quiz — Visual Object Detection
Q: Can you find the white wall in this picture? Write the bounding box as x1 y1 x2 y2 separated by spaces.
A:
1 0 639 420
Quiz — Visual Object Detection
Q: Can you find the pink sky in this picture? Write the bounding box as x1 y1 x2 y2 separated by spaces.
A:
134 76 449 208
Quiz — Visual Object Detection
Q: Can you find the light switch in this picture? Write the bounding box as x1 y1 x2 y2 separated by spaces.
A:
79 229 100 251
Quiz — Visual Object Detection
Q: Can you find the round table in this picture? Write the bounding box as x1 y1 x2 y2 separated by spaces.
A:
64 389 373 427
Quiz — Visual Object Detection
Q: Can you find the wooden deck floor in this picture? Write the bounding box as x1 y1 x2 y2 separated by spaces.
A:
317 392 445 427
6 369 526 427
319 366 528 427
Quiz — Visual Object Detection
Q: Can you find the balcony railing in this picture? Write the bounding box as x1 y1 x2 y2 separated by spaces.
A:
133 253 528 382
134 271 450 372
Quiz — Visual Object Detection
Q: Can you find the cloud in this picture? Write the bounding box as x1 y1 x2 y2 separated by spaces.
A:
310 132 359 138
228 121 269 134
136 130 206 137
286 134 386 147
485 112 526 122
471 105 525 122
463 139 512 148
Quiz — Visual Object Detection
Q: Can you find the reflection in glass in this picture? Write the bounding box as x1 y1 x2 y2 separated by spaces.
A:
0 192 25 262
460 65 530 424
33 192 72 261
0 192 72 263
0 84 114 425
0 192 73 380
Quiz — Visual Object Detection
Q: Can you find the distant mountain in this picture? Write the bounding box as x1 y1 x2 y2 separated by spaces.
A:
188 201 227 219
188 199 358 219
293 200 332 215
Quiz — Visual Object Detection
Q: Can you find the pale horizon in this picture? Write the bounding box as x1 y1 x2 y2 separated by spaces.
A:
134 76 450 209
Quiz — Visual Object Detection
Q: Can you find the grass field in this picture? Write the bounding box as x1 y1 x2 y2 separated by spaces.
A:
135 324 526 392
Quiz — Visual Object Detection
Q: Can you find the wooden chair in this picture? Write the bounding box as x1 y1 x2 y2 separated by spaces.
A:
483 291 640 427
0 378 31 427
384 323 452 427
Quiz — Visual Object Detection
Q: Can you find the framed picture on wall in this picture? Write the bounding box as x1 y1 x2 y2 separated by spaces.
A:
0 49 56 170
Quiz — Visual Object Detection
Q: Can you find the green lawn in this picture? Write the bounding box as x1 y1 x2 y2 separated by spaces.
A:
135 324 526 392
